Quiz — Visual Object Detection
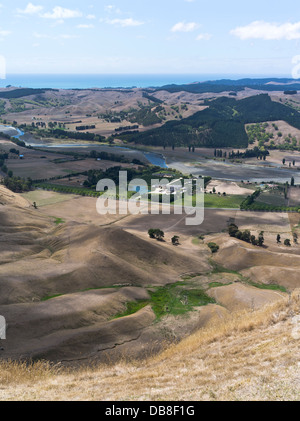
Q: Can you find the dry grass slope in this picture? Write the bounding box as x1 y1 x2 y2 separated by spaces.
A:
1 291 300 401
0 185 212 362
1 186 300 400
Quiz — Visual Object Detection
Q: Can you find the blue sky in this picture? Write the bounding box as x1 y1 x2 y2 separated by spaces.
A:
1 0 300 76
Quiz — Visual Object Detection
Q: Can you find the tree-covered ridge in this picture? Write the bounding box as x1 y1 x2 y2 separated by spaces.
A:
121 94 300 148
153 78 300 94
0 88 57 99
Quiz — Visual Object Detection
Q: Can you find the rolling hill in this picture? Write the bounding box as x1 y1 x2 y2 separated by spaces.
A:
123 94 300 148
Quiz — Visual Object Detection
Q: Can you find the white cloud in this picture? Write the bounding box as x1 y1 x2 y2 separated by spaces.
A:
196 33 212 41
59 34 79 39
77 24 94 29
231 20 300 40
86 14 96 19
105 5 121 14
106 18 144 27
17 2 43 15
0 30 11 37
42 6 82 19
171 21 199 32
33 32 79 40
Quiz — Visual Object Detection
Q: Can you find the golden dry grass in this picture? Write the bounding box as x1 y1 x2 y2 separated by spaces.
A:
1 290 300 401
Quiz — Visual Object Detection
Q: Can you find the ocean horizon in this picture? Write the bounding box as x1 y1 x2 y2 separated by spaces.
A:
0 73 291 90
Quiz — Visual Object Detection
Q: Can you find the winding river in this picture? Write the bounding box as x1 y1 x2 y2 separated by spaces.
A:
2 124 300 183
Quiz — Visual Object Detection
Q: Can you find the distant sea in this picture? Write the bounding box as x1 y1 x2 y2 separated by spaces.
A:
0 73 284 90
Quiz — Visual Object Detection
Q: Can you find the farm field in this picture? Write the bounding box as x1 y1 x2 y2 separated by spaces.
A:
203 194 246 208
21 190 77 207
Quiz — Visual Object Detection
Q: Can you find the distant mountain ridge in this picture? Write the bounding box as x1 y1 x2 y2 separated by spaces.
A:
153 78 300 94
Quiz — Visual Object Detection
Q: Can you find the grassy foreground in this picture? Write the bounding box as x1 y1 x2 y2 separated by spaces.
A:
1 290 300 401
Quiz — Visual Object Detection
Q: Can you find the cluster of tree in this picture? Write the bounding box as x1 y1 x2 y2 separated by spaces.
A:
35 182 102 197
33 170 85 183
89 150 144 165
128 105 162 127
277 233 298 246
214 149 227 158
0 152 8 161
207 242 219 253
0 88 56 99
3 176 32 193
284 90 297 95
11 138 26 148
268 142 300 152
112 130 140 137
9 148 19 155
149 229 182 245
228 147 269 160
83 165 163 189
0 131 13 140
241 202 300 212
0 100 6 114
228 223 264 246
142 92 164 104
0 152 8 174
50 128 104 141
76 125 96 131
240 189 261 209
148 228 164 241
115 125 139 132
43 122 57 128
246 123 273 145
98 111 126 123
282 158 297 166
29 127 105 142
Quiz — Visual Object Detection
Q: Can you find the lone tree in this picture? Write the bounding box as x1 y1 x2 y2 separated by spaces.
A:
258 231 264 247
276 234 281 243
293 232 298 244
207 242 219 253
171 235 180 245
228 223 239 237
148 228 164 241
284 239 291 247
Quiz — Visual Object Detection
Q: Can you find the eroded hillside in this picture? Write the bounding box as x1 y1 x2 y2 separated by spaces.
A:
1 185 300 366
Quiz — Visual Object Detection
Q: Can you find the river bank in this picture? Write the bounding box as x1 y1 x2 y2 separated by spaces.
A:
2 124 300 183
